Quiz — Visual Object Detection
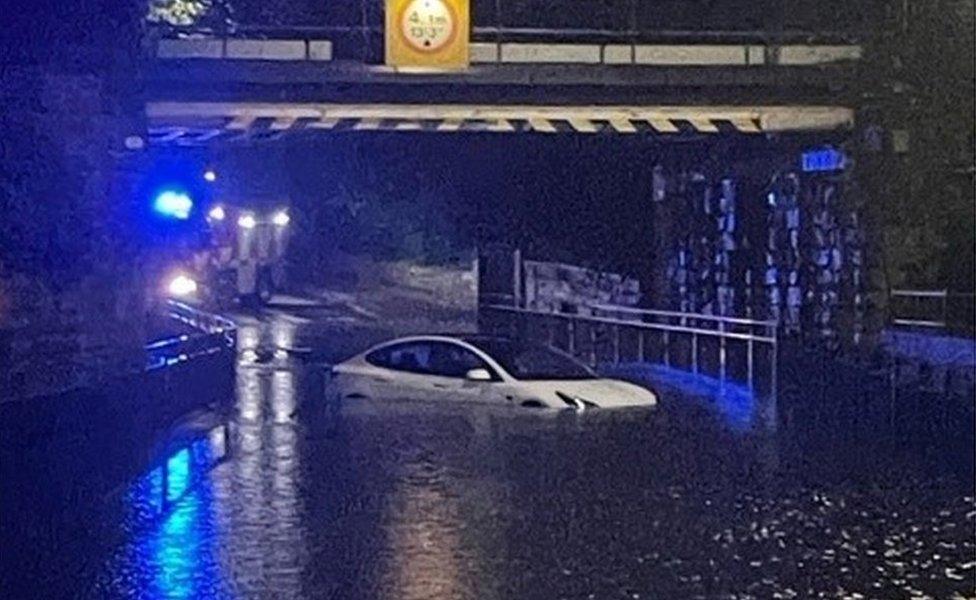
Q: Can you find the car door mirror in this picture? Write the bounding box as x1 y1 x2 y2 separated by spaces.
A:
465 368 493 382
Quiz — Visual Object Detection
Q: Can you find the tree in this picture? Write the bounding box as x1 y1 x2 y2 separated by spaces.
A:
146 0 235 31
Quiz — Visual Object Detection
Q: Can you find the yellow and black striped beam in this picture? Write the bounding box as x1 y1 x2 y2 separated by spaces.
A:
146 102 854 144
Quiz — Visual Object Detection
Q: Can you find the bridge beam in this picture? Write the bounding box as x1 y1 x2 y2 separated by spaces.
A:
146 101 854 144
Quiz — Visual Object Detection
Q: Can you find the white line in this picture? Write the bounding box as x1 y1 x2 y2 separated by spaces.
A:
269 117 297 130
486 119 516 132
569 118 598 133
353 118 383 131
689 118 719 133
608 118 636 133
528 118 557 133
647 119 679 133
308 118 340 129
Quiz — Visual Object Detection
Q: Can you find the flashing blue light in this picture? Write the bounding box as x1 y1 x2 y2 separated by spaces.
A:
801 148 846 173
153 190 194 220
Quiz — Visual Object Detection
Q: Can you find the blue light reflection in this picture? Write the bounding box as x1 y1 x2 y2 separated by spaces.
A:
610 363 757 431
123 432 225 598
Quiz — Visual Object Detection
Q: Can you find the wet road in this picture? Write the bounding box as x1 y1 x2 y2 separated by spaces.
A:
3 306 975 599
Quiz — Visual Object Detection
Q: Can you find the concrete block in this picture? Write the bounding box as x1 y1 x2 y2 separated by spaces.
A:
777 45 863 65
500 43 601 64
225 39 306 61
308 40 333 61
470 42 499 63
157 38 224 59
634 45 747 65
603 45 633 64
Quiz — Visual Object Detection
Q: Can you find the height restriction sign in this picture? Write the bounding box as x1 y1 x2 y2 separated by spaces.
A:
386 0 469 70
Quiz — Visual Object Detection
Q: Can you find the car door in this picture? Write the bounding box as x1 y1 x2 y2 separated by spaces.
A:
425 342 499 403
362 341 441 400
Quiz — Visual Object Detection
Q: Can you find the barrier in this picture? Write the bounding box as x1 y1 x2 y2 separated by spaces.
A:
481 303 778 398
890 289 975 336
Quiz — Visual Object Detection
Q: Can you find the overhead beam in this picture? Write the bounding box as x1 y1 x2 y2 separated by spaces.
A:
146 102 854 133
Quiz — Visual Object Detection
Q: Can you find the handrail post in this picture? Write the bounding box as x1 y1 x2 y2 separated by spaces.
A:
638 329 645 363
719 320 727 382
613 324 620 365
942 289 948 328
568 318 575 356
663 330 670 367
747 336 754 390
589 325 597 367
691 332 698 374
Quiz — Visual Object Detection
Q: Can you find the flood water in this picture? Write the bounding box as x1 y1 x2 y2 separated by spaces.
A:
2 314 974 599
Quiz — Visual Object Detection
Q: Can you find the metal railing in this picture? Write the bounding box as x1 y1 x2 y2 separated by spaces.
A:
889 289 976 336
145 300 236 371
482 303 778 397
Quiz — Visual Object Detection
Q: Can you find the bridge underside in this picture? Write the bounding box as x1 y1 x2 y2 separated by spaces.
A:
145 47 864 146
146 101 854 145
141 53 871 350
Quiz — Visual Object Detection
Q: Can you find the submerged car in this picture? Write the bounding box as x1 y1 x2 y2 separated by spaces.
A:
328 335 658 410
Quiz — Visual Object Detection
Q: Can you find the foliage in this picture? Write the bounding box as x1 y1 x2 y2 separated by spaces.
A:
146 0 211 26
873 0 976 291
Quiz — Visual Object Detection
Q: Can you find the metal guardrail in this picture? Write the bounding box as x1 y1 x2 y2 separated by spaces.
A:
145 300 236 371
889 289 976 335
483 303 778 397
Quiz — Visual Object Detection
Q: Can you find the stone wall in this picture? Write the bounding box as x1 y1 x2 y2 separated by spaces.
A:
523 259 641 314
658 157 878 352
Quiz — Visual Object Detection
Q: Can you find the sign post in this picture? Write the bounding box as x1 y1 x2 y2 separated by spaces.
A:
385 0 469 70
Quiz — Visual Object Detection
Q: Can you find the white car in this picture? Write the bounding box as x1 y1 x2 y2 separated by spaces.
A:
328 335 658 410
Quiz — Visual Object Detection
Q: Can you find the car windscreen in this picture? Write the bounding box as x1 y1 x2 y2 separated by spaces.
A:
466 340 597 381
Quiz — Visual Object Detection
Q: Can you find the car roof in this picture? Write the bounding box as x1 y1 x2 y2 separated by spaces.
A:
360 334 515 357
364 334 487 350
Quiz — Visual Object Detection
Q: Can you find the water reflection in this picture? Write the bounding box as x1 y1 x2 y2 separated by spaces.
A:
211 352 306 595
94 320 972 600
119 433 226 599
236 316 299 368
108 315 307 598
611 363 757 431
381 457 465 600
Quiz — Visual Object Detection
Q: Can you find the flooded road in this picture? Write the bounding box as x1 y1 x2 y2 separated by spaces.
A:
2 310 974 599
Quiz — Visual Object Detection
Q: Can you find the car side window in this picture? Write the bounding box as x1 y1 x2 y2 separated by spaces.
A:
428 342 493 379
365 342 434 374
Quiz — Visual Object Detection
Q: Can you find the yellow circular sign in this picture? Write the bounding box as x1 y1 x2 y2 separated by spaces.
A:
399 0 457 53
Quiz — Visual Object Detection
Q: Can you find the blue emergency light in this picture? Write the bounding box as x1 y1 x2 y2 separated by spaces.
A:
153 190 194 220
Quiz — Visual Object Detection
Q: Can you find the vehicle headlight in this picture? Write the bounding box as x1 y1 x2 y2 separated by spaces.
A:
208 205 225 221
167 274 198 297
237 213 256 229
272 210 290 227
